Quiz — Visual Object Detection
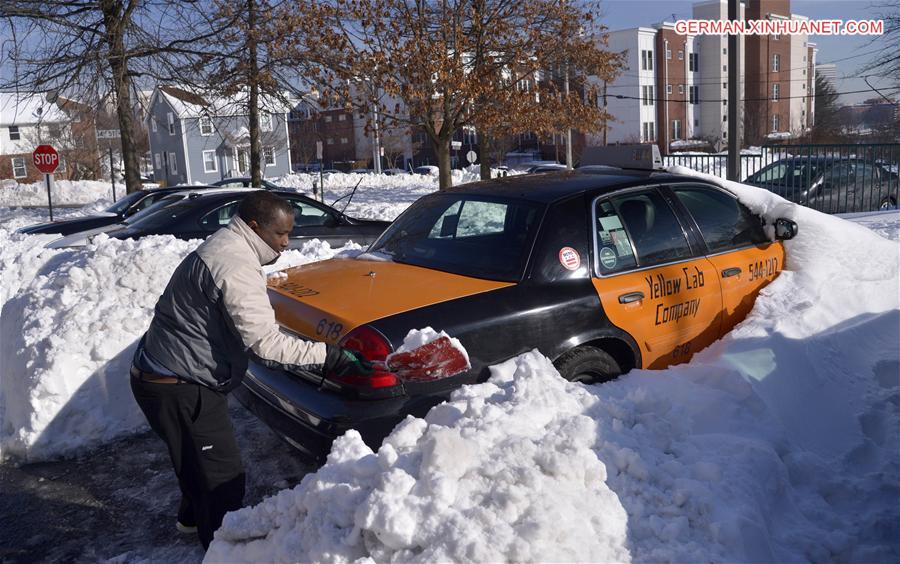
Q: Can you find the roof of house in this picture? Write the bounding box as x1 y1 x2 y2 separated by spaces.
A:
156 85 293 119
0 92 70 126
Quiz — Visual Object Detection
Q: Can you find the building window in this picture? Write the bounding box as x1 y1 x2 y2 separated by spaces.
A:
772 114 780 132
154 153 161 169
8 126 20 141
199 116 213 136
803 55 807 62
689 53 698 72
169 152 178 173
772 54 780 72
167 112 175 135
263 147 275 166
772 84 780 101
326 137 334 145
11 157 26 178
340 137 348 144
723 82 727 89
641 50 653 71
666 49 672 60
260 113 273 132
694 118 699 127
723 98 727 106
802 83 806 90
672 120 682 140
666 84 673 95
689 86 699 104
803 69 806 75
723 114 728 122
723 47 727 55
324 115 332 123
678 84 684 94
338 114 346 121
151 118 157 133
203 150 217 172
723 130 727 139
677 50 684 60
642 122 656 142
723 64 727 72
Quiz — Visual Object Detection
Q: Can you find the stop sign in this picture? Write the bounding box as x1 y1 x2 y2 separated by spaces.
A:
33 145 59 174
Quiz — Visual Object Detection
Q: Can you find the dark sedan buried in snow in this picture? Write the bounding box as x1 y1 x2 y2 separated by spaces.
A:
16 186 200 236
98 189 390 249
234 145 800 464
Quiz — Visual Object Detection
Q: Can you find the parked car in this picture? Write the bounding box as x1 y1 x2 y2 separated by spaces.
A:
98 189 389 248
235 153 797 463
412 165 439 176
744 157 898 212
382 168 409 176
16 186 207 236
526 163 569 173
211 177 283 190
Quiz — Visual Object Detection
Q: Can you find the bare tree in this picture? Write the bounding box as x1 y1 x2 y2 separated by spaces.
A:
1 1 234 193
281 0 623 190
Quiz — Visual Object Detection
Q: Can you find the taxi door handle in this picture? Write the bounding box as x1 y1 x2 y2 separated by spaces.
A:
722 267 742 278
618 291 644 304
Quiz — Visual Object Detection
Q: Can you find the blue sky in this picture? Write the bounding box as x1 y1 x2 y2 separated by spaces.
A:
599 0 896 105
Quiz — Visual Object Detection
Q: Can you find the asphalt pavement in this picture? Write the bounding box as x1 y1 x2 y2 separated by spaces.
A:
0 400 314 563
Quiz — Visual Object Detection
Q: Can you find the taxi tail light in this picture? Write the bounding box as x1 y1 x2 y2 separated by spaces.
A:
334 326 401 393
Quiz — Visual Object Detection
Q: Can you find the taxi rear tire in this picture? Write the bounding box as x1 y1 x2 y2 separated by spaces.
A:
555 346 621 384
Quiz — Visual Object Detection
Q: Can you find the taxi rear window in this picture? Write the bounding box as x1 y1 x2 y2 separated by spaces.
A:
368 194 543 282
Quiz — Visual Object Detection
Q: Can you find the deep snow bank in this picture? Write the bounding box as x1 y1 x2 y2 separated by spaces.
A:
0 231 361 460
0 178 123 207
207 172 899 562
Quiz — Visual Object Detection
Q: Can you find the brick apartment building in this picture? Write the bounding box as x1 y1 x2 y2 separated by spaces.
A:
603 0 817 153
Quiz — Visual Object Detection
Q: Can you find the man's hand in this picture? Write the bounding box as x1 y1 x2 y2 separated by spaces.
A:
324 345 375 379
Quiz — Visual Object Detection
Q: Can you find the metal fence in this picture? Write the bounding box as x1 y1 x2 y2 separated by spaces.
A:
663 143 900 214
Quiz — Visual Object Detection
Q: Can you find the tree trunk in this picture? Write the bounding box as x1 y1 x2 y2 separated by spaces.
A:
435 137 452 191
100 0 141 194
479 135 492 180
247 0 262 188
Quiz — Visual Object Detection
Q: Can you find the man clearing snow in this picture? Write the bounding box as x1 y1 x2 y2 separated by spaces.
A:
129 191 371 549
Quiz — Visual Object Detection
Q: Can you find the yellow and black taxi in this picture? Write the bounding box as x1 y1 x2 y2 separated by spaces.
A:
234 146 798 463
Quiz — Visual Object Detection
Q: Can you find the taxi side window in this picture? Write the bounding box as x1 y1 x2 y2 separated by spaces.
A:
595 190 692 274
673 187 768 252
429 200 507 238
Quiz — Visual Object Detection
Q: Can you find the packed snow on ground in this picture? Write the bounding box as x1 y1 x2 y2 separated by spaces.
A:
207 171 899 562
0 177 125 207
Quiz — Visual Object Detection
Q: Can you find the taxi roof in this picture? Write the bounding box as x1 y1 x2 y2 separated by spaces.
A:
443 168 701 205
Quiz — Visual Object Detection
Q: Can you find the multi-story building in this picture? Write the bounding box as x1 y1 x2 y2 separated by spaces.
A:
0 92 96 183
146 85 292 186
601 0 816 153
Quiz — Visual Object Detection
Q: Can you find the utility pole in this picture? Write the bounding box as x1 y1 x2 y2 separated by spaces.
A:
727 0 742 181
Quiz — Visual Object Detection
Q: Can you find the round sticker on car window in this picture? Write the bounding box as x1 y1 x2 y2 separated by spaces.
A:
599 247 617 269
559 247 581 271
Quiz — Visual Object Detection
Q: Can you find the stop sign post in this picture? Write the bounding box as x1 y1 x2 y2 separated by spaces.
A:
32 145 59 221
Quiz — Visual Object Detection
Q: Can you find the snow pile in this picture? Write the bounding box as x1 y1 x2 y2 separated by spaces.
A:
207 174 899 561
0 178 123 207
0 229 360 460
207 353 630 563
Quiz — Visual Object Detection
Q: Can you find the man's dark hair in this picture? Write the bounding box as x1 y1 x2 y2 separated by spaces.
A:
238 191 293 226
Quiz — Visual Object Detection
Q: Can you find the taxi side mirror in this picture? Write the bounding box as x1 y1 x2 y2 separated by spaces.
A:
775 218 797 240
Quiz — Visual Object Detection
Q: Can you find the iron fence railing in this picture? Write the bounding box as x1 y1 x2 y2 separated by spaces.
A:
664 144 900 214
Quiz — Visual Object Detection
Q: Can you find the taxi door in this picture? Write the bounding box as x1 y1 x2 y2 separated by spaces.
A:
591 187 723 369
667 184 785 335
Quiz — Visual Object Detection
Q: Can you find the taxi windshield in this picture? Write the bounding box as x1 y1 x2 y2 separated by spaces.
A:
368 194 543 282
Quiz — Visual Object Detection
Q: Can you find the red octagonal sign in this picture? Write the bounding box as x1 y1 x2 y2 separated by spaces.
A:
33 144 59 174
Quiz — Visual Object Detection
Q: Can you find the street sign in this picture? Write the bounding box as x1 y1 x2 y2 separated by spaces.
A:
316 140 323 160
451 141 462 150
96 129 121 139
33 145 59 174
466 150 477 164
